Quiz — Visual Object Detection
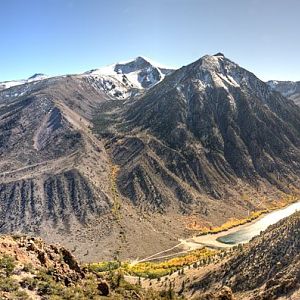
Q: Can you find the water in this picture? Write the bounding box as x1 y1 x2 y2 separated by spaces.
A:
217 201 300 245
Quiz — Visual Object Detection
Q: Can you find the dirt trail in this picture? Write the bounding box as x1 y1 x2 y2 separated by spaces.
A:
0 151 79 183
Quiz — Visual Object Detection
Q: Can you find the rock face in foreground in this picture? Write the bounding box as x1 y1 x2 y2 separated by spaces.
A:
188 211 300 299
0 235 85 299
0 235 179 299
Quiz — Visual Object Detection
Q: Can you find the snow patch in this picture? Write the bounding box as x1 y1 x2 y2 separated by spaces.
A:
0 74 48 91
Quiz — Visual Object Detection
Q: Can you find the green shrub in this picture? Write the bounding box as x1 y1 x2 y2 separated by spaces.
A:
20 276 37 290
0 277 19 292
12 290 30 299
22 263 34 273
89 261 120 272
0 255 16 276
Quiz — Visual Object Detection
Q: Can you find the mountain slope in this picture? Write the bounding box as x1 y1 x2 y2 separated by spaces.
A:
187 211 300 299
97 53 300 225
0 72 188 262
0 75 119 262
268 80 300 106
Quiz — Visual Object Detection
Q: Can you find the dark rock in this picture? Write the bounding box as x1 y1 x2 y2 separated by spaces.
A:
97 280 110 296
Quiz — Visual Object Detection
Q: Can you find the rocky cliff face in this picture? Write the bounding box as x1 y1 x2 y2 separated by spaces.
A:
0 235 87 299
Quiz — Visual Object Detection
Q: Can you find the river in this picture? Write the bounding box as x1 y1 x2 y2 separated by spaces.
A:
136 201 300 263
217 201 300 244
189 201 300 248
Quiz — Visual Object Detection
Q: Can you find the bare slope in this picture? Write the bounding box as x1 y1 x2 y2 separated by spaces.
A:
0 76 116 262
0 74 186 262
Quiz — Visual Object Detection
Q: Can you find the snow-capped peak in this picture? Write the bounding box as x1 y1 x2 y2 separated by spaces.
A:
136 56 175 70
188 53 261 90
0 73 49 91
267 80 299 99
85 56 174 90
167 53 272 110
27 73 48 81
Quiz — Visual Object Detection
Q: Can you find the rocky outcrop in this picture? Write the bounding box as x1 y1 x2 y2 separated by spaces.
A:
0 235 181 299
0 235 85 283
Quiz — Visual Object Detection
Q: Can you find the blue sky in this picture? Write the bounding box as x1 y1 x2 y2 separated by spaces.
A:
1 0 299 81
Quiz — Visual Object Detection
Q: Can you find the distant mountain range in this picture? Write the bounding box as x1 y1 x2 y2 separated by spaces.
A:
0 56 174 96
2 57 299 106
0 54 300 262
0 73 48 91
268 80 300 105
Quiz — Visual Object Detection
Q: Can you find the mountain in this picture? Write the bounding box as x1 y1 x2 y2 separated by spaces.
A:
1 54 300 262
0 57 173 97
186 211 300 299
82 56 174 99
0 73 48 91
98 53 300 215
86 56 173 88
0 62 180 263
268 80 300 106
27 73 48 81
0 73 121 262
